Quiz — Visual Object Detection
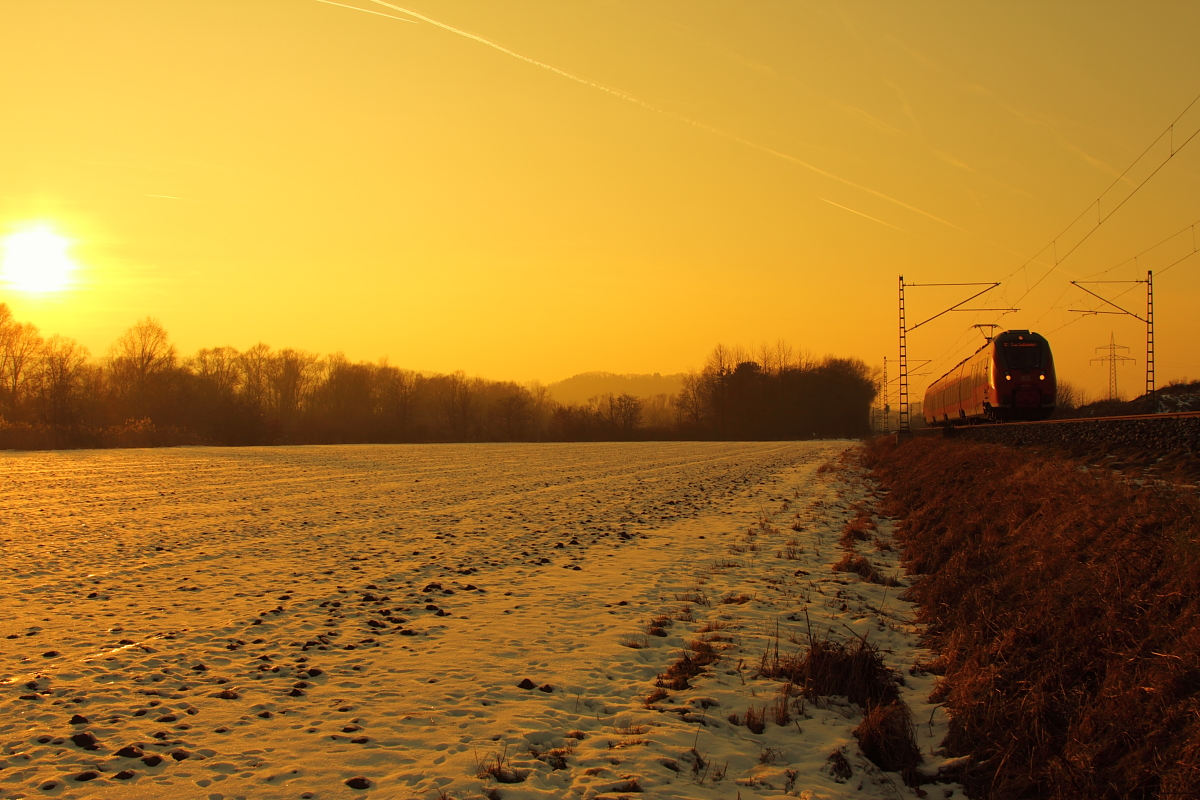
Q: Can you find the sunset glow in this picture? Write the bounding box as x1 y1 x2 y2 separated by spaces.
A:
0 226 76 294
0 1 1198 399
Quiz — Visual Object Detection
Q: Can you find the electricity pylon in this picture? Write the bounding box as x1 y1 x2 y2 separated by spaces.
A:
1091 333 1135 402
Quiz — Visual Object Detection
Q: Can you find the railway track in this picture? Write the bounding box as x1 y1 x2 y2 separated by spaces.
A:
909 411 1200 468
915 409 1200 432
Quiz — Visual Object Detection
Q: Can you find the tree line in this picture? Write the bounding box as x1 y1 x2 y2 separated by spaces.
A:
0 307 877 448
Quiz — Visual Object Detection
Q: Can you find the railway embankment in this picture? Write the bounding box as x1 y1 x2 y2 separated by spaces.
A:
919 413 1200 483
862 435 1200 800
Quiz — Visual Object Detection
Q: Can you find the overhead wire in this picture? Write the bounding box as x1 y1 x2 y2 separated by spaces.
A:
1004 90 1200 308
921 90 1200 382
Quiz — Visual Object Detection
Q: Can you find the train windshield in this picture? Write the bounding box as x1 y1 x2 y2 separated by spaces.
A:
1001 342 1043 370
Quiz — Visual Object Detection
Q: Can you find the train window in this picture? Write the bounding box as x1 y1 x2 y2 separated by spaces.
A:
1001 342 1042 370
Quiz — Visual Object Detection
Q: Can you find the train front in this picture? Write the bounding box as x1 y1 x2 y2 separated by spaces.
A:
990 330 1056 421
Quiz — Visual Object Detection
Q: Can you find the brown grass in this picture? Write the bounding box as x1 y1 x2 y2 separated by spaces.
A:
778 540 802 560
838 509 876 547
655 640 720 691
853 700 921 780
607 738 649 750
644 615 671 637
696 620 732 633
831 552 901 587
744 705 765 734
673 591 709 607
475 745 526 784
758 632 899 709
864 435 1200 800
608 778 643 792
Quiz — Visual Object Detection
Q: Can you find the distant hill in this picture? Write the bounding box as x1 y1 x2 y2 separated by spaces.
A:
545 372 687 405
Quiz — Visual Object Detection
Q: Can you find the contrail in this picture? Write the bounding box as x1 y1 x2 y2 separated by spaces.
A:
315 0 417 23
354 0 966 232
820 198 908 234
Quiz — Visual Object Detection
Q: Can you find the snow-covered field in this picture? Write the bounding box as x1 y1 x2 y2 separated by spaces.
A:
0 442 963 799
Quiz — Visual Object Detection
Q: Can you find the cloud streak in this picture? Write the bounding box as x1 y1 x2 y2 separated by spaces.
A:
819 197 910 234
347 0 964 232
314 0 417 24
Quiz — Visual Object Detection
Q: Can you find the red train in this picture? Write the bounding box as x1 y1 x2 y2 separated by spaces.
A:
923 330 1056 425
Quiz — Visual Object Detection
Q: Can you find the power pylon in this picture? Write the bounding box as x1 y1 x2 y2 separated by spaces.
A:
1091 333 1135 402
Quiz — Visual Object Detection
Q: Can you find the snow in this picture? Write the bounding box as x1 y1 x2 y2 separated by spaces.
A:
0 441 966 799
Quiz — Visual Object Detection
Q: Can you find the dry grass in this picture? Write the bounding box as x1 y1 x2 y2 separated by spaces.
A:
673 591 709 607
475 745 527 784
609 777 643 792
758 631 899 710
655 641 720 691
719 592 752 605
618 634 650 649
838 509 876 547
644 615 672 637
758 746 786 765
744 704 765 734
696 620 732 633
607 738 649 750
831 552 901 587
864 436 1200 800
643 688 669 707
853 700 921 780
533 744 575 770
778 539 803 560
770 682 801 725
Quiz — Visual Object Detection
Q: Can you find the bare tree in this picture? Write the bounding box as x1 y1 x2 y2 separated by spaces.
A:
675 371 705 427
0 307 43 417
495 389 532 440
592 392 642 437
107 317 176 415
613 393 643 436
642 393 673 428
377 362 420 440
272 348 319 426
188 347 241 395
37 336 89 427
1054 380 1087 413
435 372 476 440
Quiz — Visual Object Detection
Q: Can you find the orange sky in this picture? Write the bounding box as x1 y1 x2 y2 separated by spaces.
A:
2 1 1199 402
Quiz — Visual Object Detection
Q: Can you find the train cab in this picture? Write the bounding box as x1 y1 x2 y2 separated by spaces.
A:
923 330 1056 425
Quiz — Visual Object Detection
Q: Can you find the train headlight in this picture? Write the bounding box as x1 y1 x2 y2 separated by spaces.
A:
1004 373 1011 381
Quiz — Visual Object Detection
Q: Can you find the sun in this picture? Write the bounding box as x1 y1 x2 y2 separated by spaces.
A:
1 225 77 293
